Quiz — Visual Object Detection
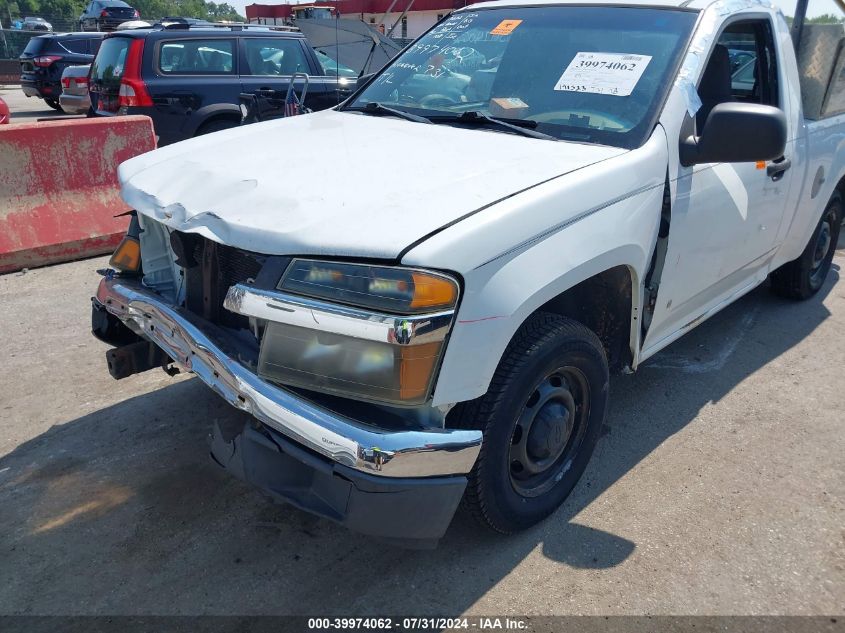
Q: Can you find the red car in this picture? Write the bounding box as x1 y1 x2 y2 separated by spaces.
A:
0 96 10 124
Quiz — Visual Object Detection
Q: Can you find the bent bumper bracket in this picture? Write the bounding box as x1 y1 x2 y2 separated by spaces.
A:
95 277 482 480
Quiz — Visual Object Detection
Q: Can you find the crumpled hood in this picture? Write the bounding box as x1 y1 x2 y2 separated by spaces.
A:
119 109 625 260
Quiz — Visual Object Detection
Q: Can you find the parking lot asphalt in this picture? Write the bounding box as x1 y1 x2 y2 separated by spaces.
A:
1 240 843 616
1 84 79 124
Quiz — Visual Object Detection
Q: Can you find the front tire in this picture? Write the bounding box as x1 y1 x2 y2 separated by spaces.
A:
449 313 609 534
771 191 842 300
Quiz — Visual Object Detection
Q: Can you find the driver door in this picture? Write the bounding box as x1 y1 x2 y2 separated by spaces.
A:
642 16 797 355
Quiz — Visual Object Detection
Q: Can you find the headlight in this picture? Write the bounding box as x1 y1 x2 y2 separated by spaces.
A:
258 323 446 405
279 259 458 314
226 260 460 406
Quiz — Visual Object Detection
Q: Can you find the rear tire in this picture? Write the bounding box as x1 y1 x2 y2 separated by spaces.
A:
45 98 63 112
448 313 609 534
195 118 240 136
770 191 842 300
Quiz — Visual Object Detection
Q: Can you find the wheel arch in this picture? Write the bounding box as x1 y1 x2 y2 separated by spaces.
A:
189 105 242 137
536 264 635 373
432 245 650 408
833 172 845 200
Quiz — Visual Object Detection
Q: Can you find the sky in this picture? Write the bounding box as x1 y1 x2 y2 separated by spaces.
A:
770 0 843 17
228 0 842 22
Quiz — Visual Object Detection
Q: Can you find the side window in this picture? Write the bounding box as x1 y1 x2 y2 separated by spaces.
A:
697 19 779 131
89 37 103 55
60 39 89 54
823 51 845 118
158 39 235 75
242 38 309 76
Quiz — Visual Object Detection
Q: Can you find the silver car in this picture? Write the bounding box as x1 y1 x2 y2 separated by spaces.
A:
21 16 53 31
59 64 92 114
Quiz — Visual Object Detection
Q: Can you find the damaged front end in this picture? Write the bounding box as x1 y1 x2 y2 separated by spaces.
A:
92 213 176 380
91 214 482 547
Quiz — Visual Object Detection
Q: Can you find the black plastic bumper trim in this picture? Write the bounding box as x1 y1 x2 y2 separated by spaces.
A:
210 420 467 548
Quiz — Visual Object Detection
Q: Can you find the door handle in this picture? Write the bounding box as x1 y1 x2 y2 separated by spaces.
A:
767 158 792 182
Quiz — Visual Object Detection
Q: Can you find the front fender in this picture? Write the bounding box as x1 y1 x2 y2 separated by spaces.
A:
404 128 670 406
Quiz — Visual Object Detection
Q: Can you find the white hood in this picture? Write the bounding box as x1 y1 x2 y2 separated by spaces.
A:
119 109 625 260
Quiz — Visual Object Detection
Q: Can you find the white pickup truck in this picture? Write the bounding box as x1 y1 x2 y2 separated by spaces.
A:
92 0 845 547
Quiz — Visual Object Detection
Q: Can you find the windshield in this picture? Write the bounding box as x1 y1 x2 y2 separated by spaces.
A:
90 36 130 86
346 6 697 148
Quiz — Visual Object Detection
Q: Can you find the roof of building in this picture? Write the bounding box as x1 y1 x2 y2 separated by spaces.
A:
464 0 777 12
246 0 782 19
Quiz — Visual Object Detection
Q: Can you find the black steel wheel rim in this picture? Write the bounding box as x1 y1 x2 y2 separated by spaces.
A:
810 206 836 288
509 366 591 498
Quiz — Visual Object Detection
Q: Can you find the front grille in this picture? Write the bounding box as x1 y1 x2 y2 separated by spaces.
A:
177 233 264 330
218 242 264 297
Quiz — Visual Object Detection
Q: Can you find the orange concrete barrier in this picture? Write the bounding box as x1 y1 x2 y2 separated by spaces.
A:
0 116 156 274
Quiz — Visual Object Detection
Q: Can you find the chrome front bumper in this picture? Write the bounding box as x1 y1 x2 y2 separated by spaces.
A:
95 277 482 479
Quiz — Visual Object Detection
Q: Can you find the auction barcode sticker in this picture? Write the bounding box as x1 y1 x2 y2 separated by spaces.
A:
553 52 652 96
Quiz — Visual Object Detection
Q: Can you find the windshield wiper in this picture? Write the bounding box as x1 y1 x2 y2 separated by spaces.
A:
345 102 431 124
432 111 557 141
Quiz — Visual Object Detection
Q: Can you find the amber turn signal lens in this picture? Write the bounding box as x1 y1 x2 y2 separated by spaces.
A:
399 341 443 401
410 272 458 310
109 236 141 272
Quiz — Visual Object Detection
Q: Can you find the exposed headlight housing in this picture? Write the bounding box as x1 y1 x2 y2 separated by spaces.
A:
225 260 460 406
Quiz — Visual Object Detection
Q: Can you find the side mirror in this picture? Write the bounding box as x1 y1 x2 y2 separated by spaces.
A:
680 102 787 167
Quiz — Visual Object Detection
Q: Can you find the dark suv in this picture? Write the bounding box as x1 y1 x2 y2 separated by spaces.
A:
89 25 354 145
19 32 106 110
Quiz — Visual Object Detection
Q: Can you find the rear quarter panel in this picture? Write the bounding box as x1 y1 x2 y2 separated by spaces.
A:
771 114 845 269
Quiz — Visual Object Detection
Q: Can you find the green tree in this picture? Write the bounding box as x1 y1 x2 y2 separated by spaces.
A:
807 14 844 24
1 0 242 26
205 1 242 21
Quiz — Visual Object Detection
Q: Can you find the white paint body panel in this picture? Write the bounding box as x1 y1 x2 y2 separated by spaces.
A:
119 1 845 409
407 129 667 404
638 4 845 358
118 110 621 260
640 7 799 352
